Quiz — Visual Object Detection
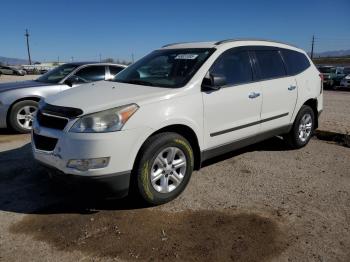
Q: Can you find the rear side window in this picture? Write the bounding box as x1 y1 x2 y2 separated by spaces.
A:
255 50 286 80
109 66 124 77
75 66 106 82
210 50 253 86
281 49 310 75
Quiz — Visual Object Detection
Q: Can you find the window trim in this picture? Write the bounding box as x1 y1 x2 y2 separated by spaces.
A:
73 64 107 82
252 49 288 82
280 49 311 76
208 46 310 87
207 48 257 89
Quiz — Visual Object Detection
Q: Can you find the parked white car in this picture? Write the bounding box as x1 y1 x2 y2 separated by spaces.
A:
32 39 323 205
340 67 350 88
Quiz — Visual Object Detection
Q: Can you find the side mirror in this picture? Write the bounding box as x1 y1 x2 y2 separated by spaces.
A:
201 73 227 92
64 75 80 87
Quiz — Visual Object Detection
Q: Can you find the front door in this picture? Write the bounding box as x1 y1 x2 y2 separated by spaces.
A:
202 49 262 149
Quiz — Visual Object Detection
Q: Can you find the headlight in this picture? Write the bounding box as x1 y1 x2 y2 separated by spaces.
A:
70 104 139 133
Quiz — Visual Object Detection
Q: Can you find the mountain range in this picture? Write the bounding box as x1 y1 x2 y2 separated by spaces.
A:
0 56 32 65
315 49 350 57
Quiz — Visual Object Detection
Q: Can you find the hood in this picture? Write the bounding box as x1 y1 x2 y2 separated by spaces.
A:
0 80 53 93
46 80 178 114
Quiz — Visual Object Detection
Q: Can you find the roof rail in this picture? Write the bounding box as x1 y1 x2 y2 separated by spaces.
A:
215 38 298 48
162 42 192 48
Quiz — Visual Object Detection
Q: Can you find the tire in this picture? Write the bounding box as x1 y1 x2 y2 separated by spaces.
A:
133 132 194 205
284 105 315 149
9 100 38 133
332 81 339 90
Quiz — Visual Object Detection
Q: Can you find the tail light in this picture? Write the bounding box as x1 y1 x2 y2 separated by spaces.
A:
319 73 324 82
319 74 323 94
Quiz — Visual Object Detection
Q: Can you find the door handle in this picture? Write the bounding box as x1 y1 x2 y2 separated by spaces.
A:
288 85 296 91
248 92 260 99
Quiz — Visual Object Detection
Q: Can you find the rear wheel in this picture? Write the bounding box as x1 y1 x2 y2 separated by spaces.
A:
9 100 38 133
284 105 315 149
133 132 194 205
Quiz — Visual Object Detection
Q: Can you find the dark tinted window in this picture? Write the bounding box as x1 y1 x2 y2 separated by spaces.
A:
37 63 79 84
114 48 214 88
282 49 310 75
255 50 286 79
109 66 124 76
209 50 253 85
75 66 105 82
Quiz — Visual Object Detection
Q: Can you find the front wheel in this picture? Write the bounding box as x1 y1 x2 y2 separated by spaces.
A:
133 132 194 205
9 100 38 133
284 105 315 149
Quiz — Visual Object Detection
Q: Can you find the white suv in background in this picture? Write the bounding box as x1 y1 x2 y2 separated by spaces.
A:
32 39 323 205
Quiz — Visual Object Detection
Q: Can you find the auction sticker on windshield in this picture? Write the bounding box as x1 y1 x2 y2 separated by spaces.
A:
175 54 199 60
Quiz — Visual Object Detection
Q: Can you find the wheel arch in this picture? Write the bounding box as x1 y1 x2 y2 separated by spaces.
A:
303 98 318 129
133 124 202 172
6 96 41 126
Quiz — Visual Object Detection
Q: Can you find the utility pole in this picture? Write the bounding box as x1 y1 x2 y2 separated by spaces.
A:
131 53 134 63
25 29 32 65
311 35 315 59
99 53 102 62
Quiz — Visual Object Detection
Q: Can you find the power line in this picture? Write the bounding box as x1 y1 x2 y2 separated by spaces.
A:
311 35 315 59
25 29 32 65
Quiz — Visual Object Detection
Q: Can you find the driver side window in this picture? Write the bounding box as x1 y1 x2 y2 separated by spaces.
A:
209 50 253 86
75 66 106 82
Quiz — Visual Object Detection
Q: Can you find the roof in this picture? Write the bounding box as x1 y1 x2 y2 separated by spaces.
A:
161 38 299 50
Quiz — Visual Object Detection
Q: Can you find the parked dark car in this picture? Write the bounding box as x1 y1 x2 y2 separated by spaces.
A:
0 66 26 76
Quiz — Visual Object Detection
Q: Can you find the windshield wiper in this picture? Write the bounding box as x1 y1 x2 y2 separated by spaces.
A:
123 79 154 86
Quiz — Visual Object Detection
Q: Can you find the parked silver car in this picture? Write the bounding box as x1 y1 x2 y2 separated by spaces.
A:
0 62 126 133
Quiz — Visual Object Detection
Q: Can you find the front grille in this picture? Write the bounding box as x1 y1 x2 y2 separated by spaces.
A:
33 133 58 151
41 103 83 118
36 103 83 130
37 111 68 130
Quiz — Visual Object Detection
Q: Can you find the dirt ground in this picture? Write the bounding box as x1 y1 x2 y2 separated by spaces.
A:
0 74 37 83
319 90 350 134
0 77 349 261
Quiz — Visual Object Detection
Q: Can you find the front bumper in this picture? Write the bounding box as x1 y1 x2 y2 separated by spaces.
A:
0 102 9 128
39 161 130 197
340 80 350 87
32 121 153 195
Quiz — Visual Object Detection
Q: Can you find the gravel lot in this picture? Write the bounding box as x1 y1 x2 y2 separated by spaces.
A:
0 77 349 261
0 74 37 83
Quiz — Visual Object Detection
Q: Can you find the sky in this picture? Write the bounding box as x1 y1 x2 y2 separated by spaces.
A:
1 0 349 62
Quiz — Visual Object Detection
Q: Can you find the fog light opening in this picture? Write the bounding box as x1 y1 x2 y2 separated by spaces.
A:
67 157 110 171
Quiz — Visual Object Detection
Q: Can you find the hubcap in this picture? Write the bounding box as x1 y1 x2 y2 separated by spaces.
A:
298 113 312 142
150 147 187 193
16 105 37 130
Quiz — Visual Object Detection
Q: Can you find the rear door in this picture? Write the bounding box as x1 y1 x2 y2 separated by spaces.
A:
253 49 297 132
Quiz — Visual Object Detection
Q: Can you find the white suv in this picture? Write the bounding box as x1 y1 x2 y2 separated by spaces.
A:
32 39 323 205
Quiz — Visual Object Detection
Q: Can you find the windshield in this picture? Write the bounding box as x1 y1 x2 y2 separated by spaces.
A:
319 67 336 74
343 68 350 75
36 64 79 83
113 48 215 88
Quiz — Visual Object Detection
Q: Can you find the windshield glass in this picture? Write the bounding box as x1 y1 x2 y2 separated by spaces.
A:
319 67 336 74
36 64 79 83
343 68 350 75
113 48 215 88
